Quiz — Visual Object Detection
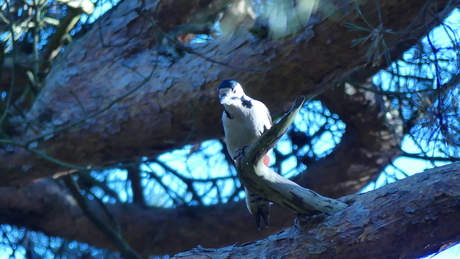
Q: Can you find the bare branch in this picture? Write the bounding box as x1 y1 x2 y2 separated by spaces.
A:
402 151 460 162
126 165 146 206
62 174 141 259
236 97 348 215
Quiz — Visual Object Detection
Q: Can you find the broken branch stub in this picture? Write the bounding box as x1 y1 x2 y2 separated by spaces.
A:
236 96 348 215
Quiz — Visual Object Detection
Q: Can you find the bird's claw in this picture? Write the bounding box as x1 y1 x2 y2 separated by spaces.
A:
233 146 249 162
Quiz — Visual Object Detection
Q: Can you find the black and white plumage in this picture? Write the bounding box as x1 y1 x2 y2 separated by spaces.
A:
218 79 272 229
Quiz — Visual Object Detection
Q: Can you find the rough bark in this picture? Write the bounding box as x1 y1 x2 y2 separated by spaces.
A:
0 0 457 186
172 162 460 259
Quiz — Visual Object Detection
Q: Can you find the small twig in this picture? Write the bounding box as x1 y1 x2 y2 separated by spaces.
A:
77 171 121 203
151 158 202 205
69 90 88 119
62 174 141 259
0 138 155 174
177 101 197 148
145 170 186 205
87 189 122 234
402 151 460 162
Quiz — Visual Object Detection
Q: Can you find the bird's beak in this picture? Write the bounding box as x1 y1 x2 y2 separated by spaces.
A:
218 89 231 104
219 94 230 105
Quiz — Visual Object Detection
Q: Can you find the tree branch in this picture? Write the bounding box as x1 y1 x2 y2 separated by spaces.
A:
237 96 348 215
0 0 457 186
402 151 460 162
126 164 146 206
172 162 460 259
62 175 141 259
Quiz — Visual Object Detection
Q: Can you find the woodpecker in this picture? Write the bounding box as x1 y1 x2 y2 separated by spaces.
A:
218 79 272 229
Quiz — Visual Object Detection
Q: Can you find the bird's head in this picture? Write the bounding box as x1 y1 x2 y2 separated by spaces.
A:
218 79 245 105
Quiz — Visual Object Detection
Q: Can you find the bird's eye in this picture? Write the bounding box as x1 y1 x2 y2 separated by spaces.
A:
233 89 236 93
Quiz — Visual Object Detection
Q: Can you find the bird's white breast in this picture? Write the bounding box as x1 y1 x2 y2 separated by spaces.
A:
222 100 271 158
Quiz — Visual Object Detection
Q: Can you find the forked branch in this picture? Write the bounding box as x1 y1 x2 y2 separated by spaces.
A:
236 96 348 215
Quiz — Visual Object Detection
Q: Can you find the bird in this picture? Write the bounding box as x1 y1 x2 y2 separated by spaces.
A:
218 79 272 229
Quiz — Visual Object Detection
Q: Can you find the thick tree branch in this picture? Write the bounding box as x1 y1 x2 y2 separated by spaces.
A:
172 162 460 259
0 0 457 186
0 178 295 256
